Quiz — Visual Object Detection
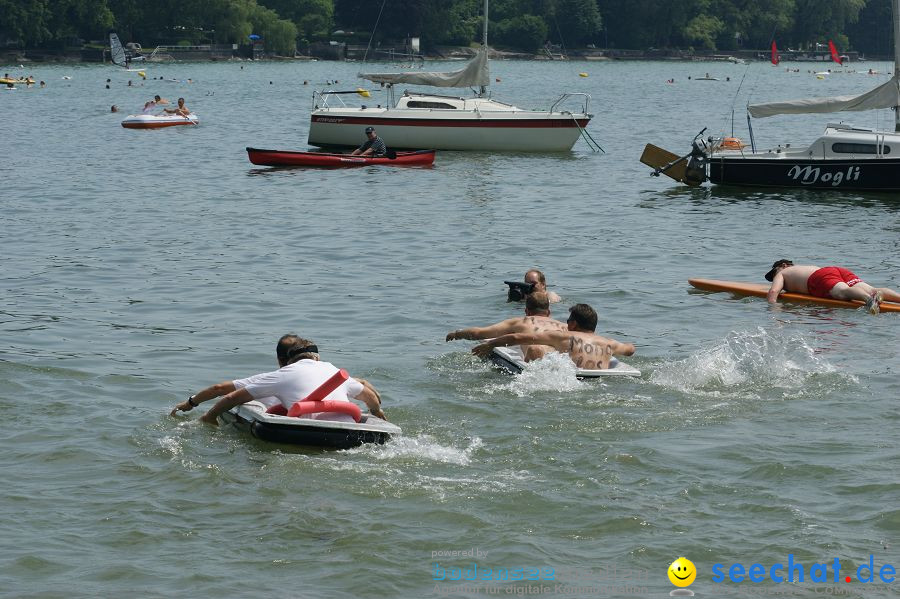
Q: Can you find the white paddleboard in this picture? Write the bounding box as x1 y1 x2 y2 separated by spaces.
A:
491 346 641 378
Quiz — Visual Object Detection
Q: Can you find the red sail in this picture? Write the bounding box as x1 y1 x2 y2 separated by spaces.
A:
828 40 843 65
771 41 780 65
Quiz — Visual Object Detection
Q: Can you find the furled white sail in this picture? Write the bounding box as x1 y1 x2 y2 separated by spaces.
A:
110 33 127 67
359 47 489 88
748 76 900 118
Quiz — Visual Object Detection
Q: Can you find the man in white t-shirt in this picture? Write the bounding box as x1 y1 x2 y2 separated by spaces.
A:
170 337 385 424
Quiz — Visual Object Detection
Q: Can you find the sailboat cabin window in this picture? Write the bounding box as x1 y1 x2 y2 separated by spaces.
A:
406 101 457 109
831 143 891 155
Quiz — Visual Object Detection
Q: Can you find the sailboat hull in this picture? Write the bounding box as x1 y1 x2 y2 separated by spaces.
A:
709 156 900 191
309 109 590 151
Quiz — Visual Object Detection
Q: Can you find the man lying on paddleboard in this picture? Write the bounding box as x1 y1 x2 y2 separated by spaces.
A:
447 292 565 361
765 259 900 314
170 335 384 424
470 303 636 371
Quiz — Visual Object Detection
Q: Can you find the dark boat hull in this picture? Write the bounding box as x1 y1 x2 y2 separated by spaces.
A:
219 402 400 449
709 156 900 191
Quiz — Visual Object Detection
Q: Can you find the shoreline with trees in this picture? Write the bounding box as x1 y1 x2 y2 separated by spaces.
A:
0 0 894 63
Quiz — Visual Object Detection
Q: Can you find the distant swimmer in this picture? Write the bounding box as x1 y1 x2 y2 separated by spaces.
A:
170 335 385 424
471 303 636 370
351 126 386 157
163 97 190 117
765 259 900 314
447 292 566 361
111 105 119 112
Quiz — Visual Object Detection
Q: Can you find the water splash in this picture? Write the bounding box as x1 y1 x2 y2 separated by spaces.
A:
484 352 586 397
346 434 483 466
650 327 848 394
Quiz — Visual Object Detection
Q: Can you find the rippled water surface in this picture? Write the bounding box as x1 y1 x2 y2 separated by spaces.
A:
2 58 899 598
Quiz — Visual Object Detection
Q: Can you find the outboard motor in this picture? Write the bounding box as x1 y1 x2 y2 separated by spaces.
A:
683 130 710 186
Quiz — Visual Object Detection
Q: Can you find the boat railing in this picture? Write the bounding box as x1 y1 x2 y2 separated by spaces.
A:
312 90 350 110
550 93 591 115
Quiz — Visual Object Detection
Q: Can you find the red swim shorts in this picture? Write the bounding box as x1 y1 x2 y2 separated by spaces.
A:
807 266 862 298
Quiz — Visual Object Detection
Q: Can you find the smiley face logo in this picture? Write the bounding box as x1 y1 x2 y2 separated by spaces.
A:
668 557 696 587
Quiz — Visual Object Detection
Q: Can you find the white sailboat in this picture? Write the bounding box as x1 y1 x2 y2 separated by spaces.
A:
307 0 595 152
643 0 900 191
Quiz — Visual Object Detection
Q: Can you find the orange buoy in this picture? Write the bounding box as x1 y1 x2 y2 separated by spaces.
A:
721 137 746 150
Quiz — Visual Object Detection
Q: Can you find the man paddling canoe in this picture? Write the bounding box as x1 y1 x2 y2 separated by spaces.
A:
351 126 387 157
765 259 900 314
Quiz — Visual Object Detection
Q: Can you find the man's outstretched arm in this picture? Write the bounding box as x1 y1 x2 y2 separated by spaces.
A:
446 318 520 341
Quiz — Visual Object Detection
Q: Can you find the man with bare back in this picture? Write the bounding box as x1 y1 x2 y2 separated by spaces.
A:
470 303 636 370
446 292 565 361
765 259 900 314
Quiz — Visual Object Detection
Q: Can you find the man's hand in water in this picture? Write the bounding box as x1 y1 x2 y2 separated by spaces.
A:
170 400 193 417
472 341 496 359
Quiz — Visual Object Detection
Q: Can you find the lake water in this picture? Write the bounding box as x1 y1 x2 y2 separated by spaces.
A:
2 58 899 598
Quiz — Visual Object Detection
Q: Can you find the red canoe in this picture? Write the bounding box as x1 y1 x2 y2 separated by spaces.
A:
246 147 435 167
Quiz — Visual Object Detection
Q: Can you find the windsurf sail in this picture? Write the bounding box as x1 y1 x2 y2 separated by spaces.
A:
770 41 779 66
828 40 843 65
110 33 127 67
359 47 489 88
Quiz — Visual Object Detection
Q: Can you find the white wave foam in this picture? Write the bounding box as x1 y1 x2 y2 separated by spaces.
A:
650 327 846 394
346 435 483 465
158 435 181 456
483 352 586 397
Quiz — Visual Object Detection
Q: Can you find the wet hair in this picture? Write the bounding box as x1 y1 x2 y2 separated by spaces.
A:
525 269 547 286
765 259 794 282
286 338 319 364
276 333 300 366
567 304 597 332
525 291 550 314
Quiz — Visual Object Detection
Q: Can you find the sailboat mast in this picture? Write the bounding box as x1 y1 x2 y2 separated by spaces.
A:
479 0 489 97
483 0 489 47
894 0 900 130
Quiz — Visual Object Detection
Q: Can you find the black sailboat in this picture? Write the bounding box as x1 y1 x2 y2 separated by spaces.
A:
642 0 900 192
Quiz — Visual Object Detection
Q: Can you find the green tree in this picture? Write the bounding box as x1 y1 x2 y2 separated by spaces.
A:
847 0 892 55
0 0 51 46
421 0 480 46
682 13 725 50
259 0 333 39
790 0 866 49
544 0 603 45
40 0 115 46
494 14 548 50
